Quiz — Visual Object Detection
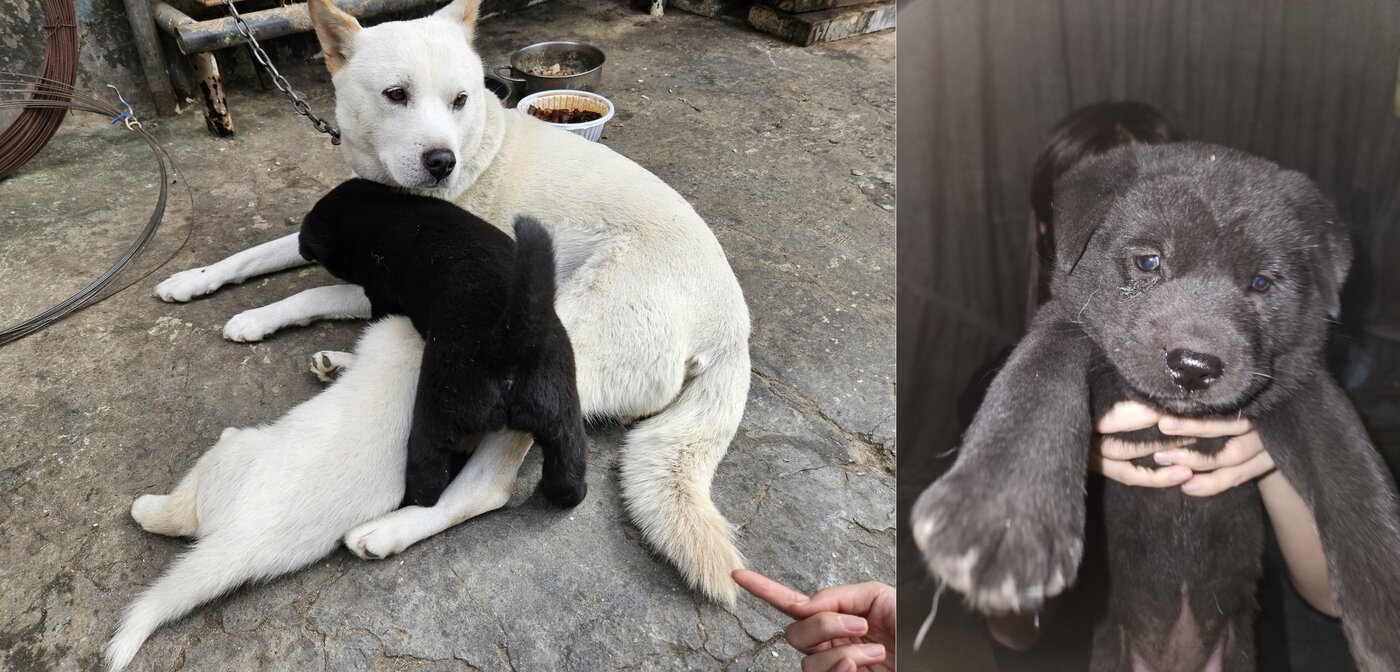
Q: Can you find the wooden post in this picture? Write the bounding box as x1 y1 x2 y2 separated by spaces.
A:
122 0 179 115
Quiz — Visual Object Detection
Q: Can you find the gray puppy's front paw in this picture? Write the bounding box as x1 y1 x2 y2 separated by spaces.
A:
911 469 1083 614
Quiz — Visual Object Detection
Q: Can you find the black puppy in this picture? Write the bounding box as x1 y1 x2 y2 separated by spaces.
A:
913 144 1400 671
300 178 587 509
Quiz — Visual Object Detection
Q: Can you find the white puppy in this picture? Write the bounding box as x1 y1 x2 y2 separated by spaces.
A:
152 0 752 605
105 317 423 671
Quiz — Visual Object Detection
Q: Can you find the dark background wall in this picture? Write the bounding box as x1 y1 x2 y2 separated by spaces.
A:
1 0 149 114
899 0 1400 665
0 0 547 117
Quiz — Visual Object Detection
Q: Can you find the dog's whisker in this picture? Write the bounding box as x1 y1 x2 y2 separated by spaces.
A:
1075 288 1102 323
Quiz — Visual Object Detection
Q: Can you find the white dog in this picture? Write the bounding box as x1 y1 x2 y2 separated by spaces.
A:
152 0 752 604
106 317 428 671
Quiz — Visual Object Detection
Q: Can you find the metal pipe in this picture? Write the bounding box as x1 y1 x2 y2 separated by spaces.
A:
151 0 446 55
190 52 235 136
122 0 178 115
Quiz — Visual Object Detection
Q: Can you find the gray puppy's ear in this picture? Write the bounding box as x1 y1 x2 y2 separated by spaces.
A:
1052 147 1140 275
1279 170 1351 319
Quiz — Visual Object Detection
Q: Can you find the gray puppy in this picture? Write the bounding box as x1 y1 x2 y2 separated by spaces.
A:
913 143 1400 671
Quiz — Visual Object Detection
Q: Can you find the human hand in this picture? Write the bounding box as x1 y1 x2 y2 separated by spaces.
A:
1092 401 1275 496
732 569 895 672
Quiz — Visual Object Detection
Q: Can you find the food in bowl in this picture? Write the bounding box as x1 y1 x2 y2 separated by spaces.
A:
527 105 603 124
529 63 580 77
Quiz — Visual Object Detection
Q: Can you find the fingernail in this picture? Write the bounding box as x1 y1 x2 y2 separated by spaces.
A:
840 615 865 632
1181 479 1201 494
1154 451 1177 465
1160 417 1182 431
1169 469 1192 484
861 644 886 658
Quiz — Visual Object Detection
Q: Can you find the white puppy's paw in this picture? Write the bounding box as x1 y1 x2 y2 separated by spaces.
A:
223 307 281 343
154 267 227 303
310 350 355 382
344 522 408 560
130 494 164 531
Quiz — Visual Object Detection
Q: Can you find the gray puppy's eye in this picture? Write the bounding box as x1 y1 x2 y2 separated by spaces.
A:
1135 254 1161 272
1251 275 1273 292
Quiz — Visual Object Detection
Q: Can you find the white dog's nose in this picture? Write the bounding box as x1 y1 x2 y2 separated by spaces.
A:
422 148 456 180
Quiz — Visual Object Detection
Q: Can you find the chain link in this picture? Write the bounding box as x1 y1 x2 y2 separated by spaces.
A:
221 0 342 144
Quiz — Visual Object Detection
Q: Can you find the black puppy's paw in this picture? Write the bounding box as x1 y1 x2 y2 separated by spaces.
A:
403 468 451 508
540 476 588 508
911 471 1083 614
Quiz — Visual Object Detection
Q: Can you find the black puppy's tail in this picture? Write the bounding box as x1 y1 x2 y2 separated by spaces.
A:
495 217 559 359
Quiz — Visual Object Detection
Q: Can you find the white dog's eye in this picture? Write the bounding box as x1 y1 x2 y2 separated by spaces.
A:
383 87 408 104
452 92 468 110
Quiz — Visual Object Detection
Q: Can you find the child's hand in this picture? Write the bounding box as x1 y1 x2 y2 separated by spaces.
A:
1092 401 1274 496
732 569 895 672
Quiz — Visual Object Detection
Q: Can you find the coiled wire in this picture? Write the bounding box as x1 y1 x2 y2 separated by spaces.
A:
0 0 77 179
0 72 186 346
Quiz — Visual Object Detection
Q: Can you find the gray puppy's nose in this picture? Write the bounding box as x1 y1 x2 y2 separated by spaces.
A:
1167 348 1223 391
422 148 456 180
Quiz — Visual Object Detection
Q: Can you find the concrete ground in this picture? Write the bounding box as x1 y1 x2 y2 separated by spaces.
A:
0 2 894 670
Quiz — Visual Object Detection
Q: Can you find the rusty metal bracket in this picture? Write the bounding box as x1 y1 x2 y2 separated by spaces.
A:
144 0 445 138
151 0 445 55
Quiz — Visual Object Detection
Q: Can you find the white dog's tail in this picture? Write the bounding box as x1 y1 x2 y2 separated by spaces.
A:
105 533 259 671
618 342 750 606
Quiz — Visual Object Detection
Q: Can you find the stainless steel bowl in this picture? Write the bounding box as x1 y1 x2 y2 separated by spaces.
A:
484 73 513 105
496 41 605 96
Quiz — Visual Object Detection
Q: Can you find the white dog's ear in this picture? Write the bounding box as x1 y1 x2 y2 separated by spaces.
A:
435 0 482 39
308 0 362 74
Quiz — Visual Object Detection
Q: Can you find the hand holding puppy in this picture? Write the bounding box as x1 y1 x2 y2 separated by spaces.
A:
1092 400 1275 495
1092 400 1337 616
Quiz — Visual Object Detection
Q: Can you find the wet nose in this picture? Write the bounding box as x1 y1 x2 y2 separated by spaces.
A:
422 148 456 180
1167 348 1223 391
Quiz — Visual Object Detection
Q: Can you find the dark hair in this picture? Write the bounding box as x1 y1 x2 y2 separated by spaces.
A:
1027 101 1183 309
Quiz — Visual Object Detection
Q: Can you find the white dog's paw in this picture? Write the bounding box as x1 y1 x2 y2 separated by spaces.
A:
131 494 188 536
344 522 409 560
154 267 227 303
130 494 161 529
223 308 281 343
310 350 354 382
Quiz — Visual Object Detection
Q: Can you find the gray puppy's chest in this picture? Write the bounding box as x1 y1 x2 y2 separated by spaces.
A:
1083 343 1267 669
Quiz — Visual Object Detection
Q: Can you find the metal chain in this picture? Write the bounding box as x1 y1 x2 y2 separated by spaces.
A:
220 0 341 144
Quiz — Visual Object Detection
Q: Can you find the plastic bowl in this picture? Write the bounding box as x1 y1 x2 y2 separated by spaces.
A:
517 89 615 142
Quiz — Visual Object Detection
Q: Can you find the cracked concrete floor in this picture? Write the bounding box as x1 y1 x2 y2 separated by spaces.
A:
0 2 895 670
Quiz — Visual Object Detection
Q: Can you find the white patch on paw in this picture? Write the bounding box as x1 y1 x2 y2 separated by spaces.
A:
154 267 226 303
932 548 979 595
223 308 279 342
913 518 935 551
1046 568 1066 597
998 575 1020 613
1023 583 1046 605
